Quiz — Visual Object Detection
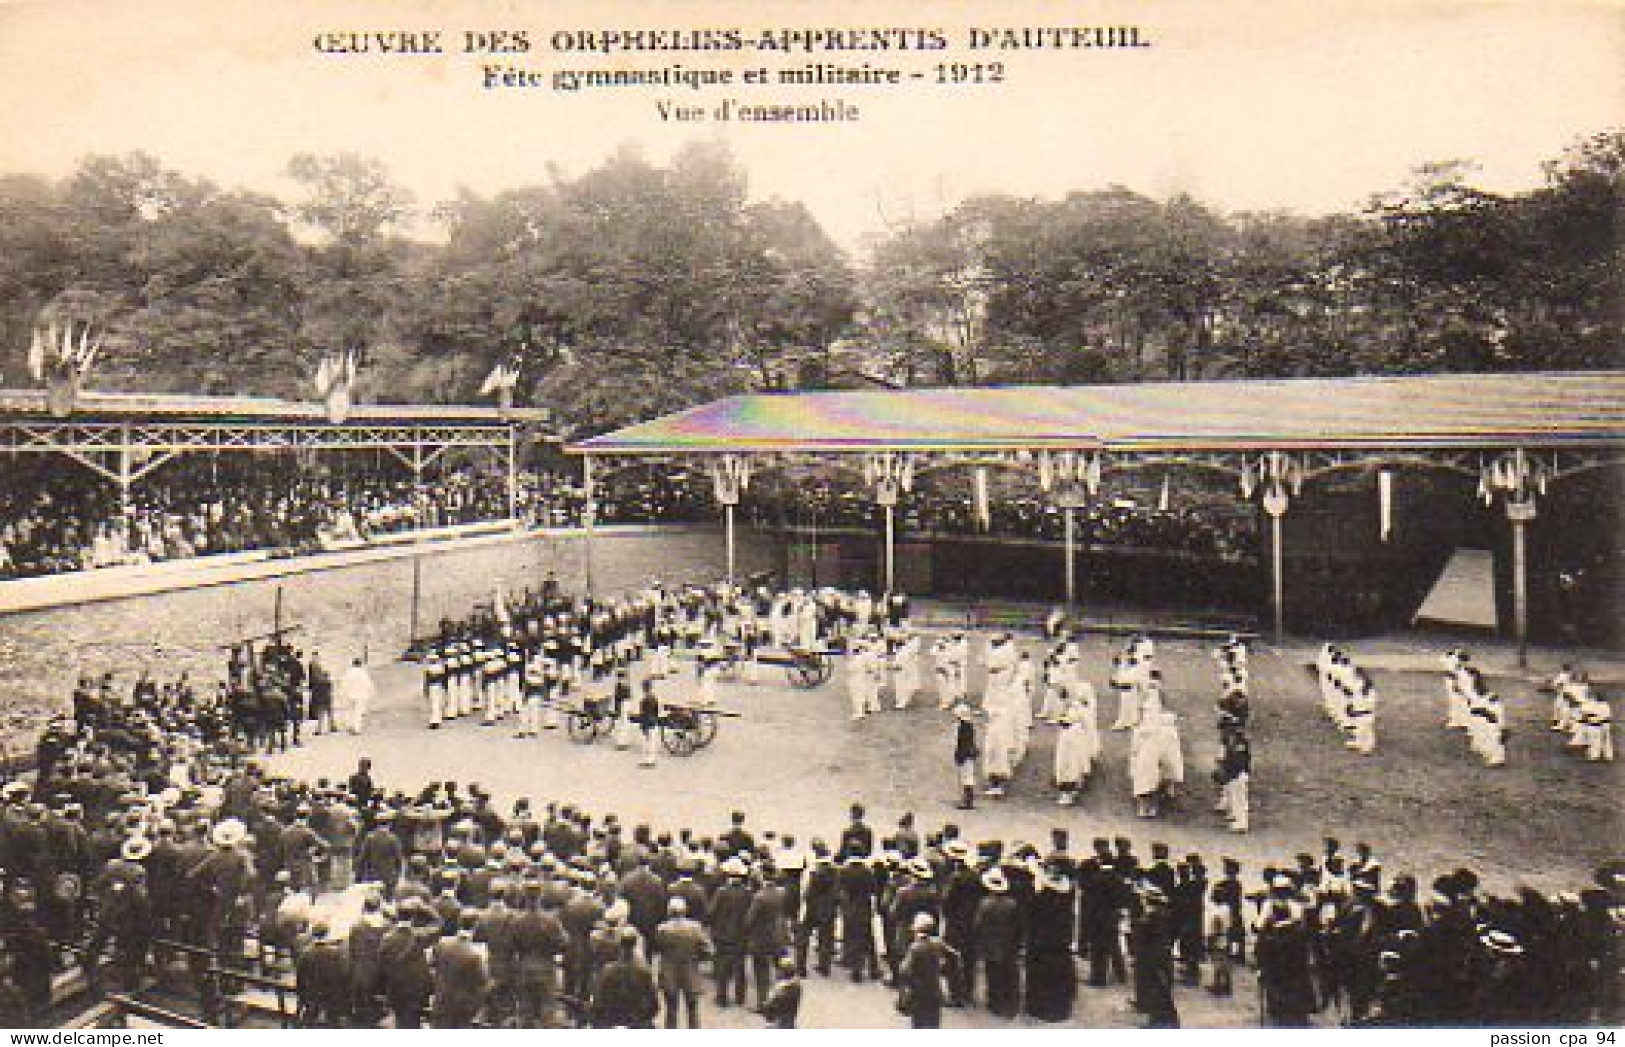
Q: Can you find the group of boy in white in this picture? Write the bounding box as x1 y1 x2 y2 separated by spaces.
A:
845 627 926 717
1107 637 1156 731
1122 639 1186 818
979 632 1031 797
1314 644 1379 755
1440 649 1508 767
1548 664 1614 762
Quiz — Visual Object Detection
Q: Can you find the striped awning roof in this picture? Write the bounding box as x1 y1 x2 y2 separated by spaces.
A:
572 371 1625 455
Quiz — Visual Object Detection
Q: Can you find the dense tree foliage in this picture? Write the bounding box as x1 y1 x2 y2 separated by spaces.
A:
0 131 1617 433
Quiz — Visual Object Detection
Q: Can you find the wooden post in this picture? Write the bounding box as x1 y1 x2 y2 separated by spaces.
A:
409 554 423 652
1262 488 1289 644
1271 512 1285 644
1064 503 1077 607
581 456 596 598
725 502 737 583
117 427 133 557
1507 498 1536 668
506 427 519 526
884 504 896 594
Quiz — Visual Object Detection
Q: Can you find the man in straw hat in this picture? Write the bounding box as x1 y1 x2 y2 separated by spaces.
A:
974 866 1022 1017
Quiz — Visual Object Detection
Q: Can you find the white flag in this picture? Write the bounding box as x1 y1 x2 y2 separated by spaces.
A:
1378 469 1394 543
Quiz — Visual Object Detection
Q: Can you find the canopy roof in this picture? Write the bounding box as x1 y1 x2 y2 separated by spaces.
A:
571 371 1625 456
0 388 550 426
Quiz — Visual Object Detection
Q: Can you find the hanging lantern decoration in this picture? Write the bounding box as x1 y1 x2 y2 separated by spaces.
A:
707 453 753 506
1247 450 1303 518
866 452 915 507
1478 449 1550 508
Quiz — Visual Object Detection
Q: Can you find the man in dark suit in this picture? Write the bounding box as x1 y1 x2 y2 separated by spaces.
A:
654 897 712 1028
591 928 660 1028
432 913 489 1027
897 913 960 1028
708 858 752 1006
745 868 790 1010
296 922 352 1027
975 867 1022 1017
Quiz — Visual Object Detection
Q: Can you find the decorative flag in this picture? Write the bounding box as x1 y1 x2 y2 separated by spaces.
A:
972 466 991 531
1378 469 1394 542
27 324 45 381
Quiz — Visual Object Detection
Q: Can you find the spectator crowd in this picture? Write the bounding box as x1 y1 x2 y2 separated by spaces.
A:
0 580 1618 1030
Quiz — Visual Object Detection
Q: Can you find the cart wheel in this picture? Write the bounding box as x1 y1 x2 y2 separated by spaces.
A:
789 653 832 689
567 710 598 744
661 722 697 756
694 710 719 747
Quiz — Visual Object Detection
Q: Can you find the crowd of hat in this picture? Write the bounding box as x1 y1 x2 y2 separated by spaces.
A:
740 484 1252 558
0 458 577 580
3 644 1620 1029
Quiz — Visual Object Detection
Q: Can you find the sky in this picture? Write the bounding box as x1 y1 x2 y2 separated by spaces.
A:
0 0 1619 251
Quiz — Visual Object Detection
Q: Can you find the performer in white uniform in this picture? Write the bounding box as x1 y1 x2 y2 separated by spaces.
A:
1053 692 1100 806
340 656 376 735
1129 685 1184 818
1441 648 1474 729
1574 688 1614 762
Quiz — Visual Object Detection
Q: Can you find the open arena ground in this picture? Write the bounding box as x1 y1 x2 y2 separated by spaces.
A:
2 527 1620 1027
